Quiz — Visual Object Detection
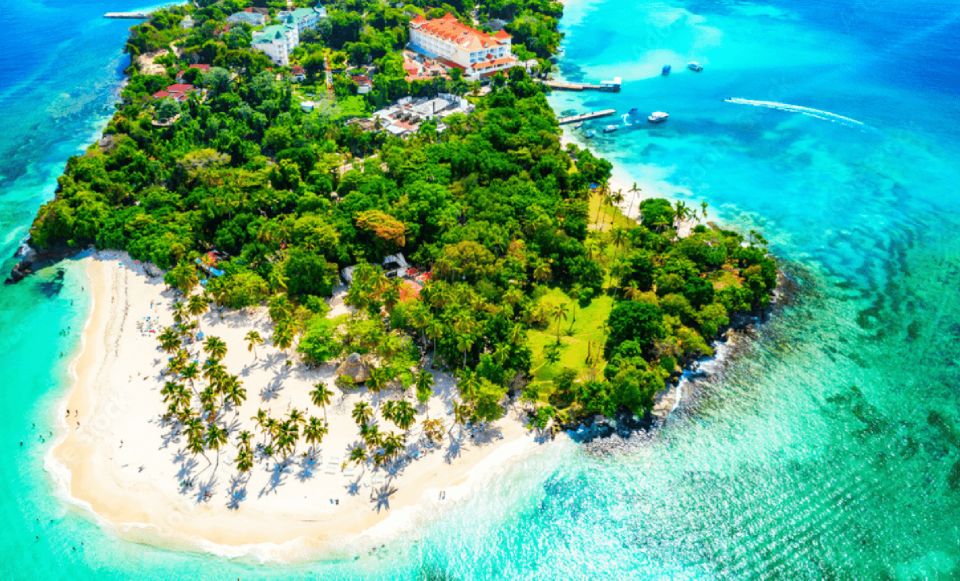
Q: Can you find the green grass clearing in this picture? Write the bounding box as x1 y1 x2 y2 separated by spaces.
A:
527 287 613 396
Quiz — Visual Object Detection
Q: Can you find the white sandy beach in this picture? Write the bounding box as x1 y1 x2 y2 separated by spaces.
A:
47 251 544 562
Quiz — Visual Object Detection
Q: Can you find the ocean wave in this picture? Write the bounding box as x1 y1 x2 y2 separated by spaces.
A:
724 98 866 127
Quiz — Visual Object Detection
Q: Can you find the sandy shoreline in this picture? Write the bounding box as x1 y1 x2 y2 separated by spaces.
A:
47 251 543 563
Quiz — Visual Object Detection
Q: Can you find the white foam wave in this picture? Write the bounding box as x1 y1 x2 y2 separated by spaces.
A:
724 98 865 127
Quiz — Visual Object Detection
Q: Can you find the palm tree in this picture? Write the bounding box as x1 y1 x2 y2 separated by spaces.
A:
202 358 225 383
611 228 627 252
382 432 405 461
421 418 445 444
700 200 709 221
275 420 300 457
158 327 181 354
347 445 367 470
310 382 334 421
236 430 254 473
223 376 246 409
252 408 269 433
381 400 398 424
414 370 434 406
393 400 416 433
607 189 625 227
303 416 328 452
273 324 294 353
626 182 642 218
568 284 583 326
172 301 188 325
425 319 444 362
351 401 374 427
674 200 692 228
185 418 207 459
180 361 200 394
204 336 228 362
361 422 381 449
550 302 569 343
452 401 471 433
367 365 391 392
622 281 643 300
187 293 210 322
205 422 229 471
244 330 264 359
287 408 306 432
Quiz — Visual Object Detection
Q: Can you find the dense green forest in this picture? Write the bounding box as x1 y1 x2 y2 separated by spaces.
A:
28 0 776 430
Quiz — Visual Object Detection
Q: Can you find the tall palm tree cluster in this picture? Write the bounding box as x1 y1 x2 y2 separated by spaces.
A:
158 295 247 473
158 296 341 484
347 395 419 470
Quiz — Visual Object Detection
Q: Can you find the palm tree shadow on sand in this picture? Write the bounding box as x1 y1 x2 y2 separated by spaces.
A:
371 481 397 513
227 473 250 510
258 458 292 498
296 450 320 482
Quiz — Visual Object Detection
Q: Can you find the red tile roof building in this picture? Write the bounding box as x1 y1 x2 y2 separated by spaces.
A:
408 13 518 80
152 84 196 102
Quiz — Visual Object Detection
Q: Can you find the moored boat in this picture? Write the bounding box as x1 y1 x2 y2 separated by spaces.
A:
647 111 669 124
602 124 619 133
661 64 672 75
687 61 703 72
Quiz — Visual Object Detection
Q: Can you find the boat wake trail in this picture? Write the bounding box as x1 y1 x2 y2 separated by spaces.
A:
724 98 865 127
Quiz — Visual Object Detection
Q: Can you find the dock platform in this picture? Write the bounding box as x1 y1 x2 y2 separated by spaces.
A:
104 11 152 19
543 77 622 92
557 109 617 125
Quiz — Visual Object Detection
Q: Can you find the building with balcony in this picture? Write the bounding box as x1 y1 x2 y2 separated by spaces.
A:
408 13 518 80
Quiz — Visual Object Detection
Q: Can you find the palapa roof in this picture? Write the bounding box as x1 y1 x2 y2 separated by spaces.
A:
336 353 371 383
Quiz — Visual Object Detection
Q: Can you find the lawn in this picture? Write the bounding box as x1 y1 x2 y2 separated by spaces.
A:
526 287 613 394
588 190 636 232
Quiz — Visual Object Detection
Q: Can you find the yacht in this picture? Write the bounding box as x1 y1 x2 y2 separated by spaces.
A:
647 111 669 124
602 124 619 133
687 61 703 72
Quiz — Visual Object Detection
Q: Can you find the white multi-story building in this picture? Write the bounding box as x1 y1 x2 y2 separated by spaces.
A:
279 6 327 35
408 13 518 80
252 24 299 66
250 6 327 66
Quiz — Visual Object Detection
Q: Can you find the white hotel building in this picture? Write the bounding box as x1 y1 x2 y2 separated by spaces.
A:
408 13 518 80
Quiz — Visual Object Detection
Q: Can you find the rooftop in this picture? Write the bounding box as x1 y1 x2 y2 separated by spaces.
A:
253 25 290 43
411 13 510 51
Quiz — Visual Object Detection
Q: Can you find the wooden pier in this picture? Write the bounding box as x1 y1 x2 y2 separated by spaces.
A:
543 77 622 93
557 109 617 125
104 11 152 19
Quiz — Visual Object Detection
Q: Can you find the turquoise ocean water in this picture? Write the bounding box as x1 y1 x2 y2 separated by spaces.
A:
2 0 960 578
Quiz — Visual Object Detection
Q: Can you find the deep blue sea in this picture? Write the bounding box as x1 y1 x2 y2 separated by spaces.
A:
2 0 960 578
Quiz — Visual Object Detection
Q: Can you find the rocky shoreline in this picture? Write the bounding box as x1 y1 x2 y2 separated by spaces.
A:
573 267 800 450
4 241 76 285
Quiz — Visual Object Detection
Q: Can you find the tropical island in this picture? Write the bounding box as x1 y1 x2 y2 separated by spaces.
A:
28 0 777 558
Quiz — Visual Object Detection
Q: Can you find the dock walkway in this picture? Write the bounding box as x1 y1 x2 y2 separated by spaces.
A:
104 11 152 19
543 77 622 92
557 109 617 125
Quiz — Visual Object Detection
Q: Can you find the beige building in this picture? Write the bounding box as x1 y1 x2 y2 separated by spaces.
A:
408 13 518 80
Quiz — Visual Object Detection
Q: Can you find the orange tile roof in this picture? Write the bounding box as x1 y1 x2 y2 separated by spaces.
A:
412 12 507 51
